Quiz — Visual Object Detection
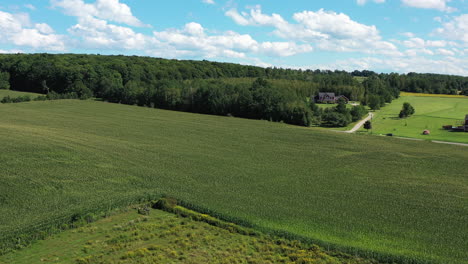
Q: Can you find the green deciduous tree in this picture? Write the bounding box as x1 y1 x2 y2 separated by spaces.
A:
368 95 381 110
350 105 367 122
399 102 415 118
0 71 10 90
364 120 372 131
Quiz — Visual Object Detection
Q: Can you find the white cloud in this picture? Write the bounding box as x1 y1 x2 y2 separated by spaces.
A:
0 11 65 51
260 42 313 57
51 0 147 27
152 22 312 58
68 16 152 50
226 7 401 56
202 0 215 4
401 0 456 12
291 9 379 40
436 48 455 56
357 0 385 6
66 17 311 59
402 37 447 48
184 22 204 36
405 48 434 56
314 56 468 76
225 9 251 26
0 49 23 54
434 14 468 46
24 4 36 10
35 23 55 34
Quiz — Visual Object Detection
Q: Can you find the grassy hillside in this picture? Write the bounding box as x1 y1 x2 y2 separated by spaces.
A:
0 100 467 263
0 205 380 264
0 90 40 98
363 92 468 143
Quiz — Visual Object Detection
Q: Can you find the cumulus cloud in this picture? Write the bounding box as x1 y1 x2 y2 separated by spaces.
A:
68 16 153 50
0 11 65 51
51 0 147 27
434 14 468 46
401 0 456 12
202 0 215 4
152 22 312 58
65 16 311 59
226 6 401 56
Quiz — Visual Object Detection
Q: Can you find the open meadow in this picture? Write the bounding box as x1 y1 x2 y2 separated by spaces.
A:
0 205 380 264
362 93 468 143
0 100 467 263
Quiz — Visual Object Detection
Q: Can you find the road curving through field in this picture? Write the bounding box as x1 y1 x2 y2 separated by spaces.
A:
346 112 374 133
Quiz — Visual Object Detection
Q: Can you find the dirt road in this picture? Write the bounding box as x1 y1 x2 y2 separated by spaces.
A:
346 113 373 133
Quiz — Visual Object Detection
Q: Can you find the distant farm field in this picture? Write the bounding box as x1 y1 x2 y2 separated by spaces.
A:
0 100 467 263
362 93 468 143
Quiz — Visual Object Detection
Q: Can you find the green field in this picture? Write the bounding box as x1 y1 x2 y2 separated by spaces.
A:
0 205 379 264
0 90 41 98
0 100 467 263
362 93 468 143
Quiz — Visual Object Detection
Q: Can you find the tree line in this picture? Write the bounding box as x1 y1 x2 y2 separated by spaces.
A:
353 70 468 95
0 53 466 127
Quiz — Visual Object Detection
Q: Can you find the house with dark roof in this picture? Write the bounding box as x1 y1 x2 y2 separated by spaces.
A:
315 93 349 104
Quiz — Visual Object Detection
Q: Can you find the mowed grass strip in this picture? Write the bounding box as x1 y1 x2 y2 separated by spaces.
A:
400 92 468 99
362 94 468 143
0 90 41 98
0 100 467 263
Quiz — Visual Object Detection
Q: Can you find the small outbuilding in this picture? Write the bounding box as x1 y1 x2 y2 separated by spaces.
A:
441 115 468 132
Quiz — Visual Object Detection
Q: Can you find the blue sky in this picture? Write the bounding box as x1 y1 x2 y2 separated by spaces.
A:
0 0 467 75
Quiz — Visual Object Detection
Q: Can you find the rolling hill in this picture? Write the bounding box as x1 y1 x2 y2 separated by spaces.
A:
0 99 467 263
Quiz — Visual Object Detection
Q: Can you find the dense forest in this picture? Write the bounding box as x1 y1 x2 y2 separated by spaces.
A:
0 54 466 127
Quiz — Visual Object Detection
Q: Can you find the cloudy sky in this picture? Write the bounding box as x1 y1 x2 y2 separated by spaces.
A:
0 0 467 75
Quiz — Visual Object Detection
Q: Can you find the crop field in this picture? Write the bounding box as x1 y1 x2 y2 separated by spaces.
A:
0 100 467 263
0 205 380 264
361 93 468 143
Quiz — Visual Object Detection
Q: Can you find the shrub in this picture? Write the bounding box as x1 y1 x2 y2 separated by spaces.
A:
137 205 150 215
1 96 12 103
399 102 415 118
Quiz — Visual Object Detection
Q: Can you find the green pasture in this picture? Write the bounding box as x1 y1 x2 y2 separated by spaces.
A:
0 206 378 264
362 94 468 143
0 100 467 263
0 90 41 98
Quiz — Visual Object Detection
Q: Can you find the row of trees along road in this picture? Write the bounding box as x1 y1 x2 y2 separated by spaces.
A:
0 54 466 127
